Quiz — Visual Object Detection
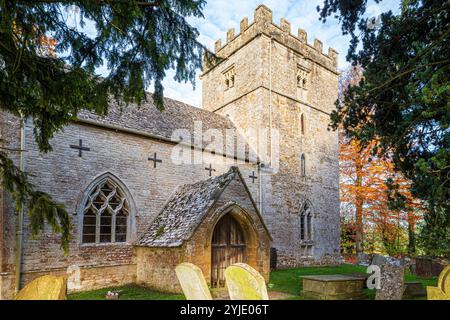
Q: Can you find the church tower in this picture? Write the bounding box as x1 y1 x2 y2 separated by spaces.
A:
201 5 341 267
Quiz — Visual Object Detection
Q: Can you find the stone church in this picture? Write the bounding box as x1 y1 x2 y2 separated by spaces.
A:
0 5 340 299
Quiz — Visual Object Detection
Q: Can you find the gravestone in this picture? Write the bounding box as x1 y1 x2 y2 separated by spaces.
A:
371 254 387 266
375 265 405 300
15 275 67 300
175 262 212 300
302 275 366 300
427 265 450 300
415 257 448 278
224 263 269 300
66 265 82 291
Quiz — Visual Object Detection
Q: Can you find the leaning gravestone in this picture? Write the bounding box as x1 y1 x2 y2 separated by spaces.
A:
15 275 67 300
375 264 405 300
224 263 269 300
175 262 212 300
427 265 450 300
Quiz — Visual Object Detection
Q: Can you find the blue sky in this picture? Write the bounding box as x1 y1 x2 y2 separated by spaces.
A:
78 0 400 107
163 0 400 107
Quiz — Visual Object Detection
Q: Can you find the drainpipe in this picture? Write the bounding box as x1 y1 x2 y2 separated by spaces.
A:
14 115 26 293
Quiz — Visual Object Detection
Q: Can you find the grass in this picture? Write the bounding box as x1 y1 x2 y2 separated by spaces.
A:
68 264 438 300
68 285 184 300
268 264 438 300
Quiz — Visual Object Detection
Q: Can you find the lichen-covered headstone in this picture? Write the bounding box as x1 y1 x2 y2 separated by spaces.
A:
427 265 450 300
67 265 82 291
375 265 405 300
175 262 212 300
224 263 269 300
15 275 67 300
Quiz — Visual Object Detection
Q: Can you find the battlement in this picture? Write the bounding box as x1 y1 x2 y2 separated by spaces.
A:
209 5 338 73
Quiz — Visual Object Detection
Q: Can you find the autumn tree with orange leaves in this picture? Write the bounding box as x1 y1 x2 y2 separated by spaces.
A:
339 66 424 257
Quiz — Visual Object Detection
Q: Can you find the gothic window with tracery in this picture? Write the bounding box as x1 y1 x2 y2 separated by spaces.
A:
82 178 130 243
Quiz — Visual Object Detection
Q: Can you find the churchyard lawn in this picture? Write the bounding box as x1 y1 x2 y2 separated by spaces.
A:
68 264 437 300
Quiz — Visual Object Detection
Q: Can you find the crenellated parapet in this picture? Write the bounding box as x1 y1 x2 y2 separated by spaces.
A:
206 4 338 74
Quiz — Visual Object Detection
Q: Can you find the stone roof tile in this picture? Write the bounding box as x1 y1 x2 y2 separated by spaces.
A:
136 167 238 247
77 96 257 160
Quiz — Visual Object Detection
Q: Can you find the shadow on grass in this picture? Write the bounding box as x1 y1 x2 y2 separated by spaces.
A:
268 264 438 300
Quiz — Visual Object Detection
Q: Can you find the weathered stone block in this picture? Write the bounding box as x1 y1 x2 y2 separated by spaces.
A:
254 5 272 24
313 39 323 52
280 18 291 33
240 17 248 33
215 39 222 53
301 275 365 300
227 28 235 43
297 28 307 42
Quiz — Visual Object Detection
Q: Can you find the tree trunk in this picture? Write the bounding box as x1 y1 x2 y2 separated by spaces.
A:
355 162 364 254
407 212 416 255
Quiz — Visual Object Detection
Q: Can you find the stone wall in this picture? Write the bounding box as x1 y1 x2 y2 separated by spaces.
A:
136 173 271 293
0 111 21 299
201 4 341 267
0 113 259 298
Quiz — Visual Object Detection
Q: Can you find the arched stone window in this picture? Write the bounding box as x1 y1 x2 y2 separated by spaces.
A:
297 69 308 89
80 174 133 244
223 66 235 90
296 65 310 101
300 201 313 241
301 153 306 176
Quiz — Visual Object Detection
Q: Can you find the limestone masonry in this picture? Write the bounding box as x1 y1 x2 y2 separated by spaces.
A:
0 5 340 299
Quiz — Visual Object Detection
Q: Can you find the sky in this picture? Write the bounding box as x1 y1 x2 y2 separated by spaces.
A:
73 0 400 107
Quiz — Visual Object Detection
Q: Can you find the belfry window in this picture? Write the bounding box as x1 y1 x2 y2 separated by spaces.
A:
82 178 130 243
297 65 310 101
223 67 235 90
297 68 308 90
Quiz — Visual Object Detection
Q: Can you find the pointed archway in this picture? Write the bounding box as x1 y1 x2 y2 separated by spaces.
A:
211 214 246 287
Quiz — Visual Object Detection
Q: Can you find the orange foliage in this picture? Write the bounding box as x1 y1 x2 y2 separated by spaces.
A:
339 133 423 255
12 22 57 58
338 66 423 255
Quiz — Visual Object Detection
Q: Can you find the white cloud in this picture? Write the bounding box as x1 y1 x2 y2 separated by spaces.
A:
92 0 399 107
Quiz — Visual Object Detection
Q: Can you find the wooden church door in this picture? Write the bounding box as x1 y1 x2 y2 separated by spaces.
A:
211 214 246 287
